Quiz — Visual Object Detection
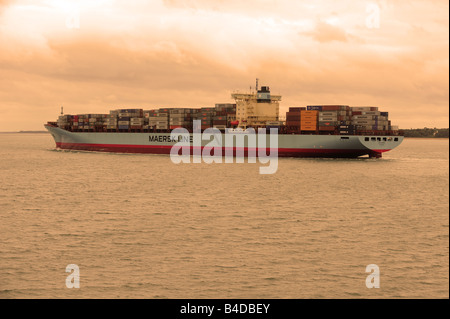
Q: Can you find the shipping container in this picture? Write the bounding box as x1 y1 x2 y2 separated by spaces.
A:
351 106 377 111
321 106 340 111
301 126 317 131
307 106 322 111
352 115 376 120
266 121 283 126
289 107 306 112
319 111 339 116
301 120 317 125
351 120 376 125
318 121 339 126
130 118 144 124
301 118 318 123
361 111 381 116
301 110 319 115
318 126 335 131
319 117 338 121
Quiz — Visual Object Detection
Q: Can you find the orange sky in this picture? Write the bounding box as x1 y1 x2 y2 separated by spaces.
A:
0 0 448 131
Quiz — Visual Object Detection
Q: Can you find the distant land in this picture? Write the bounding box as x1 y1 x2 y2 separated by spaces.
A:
19 131 49 133
0 131 49 133
0 128 448 138
401 128 449 138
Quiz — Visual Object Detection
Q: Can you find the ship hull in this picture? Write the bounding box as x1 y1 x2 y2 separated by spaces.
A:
45 126 403 158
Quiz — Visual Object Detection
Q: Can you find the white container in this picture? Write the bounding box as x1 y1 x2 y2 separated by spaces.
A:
319 112 338 116
352 115 376 120
130 118 144 124
361 111 381 116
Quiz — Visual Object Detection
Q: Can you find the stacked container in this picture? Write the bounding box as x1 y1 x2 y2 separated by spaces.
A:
114 109 142 130
106 110 118 130
212 115 227 129
57 115 72 130
317 105 350 132
155 110 169 130
130 117 144 130
300 110 318 131
351 107 381 131
285 107 304 132
215 103 236 127
199 107 215 130
168 108 193 129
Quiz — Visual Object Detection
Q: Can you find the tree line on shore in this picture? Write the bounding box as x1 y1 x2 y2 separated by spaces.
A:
401 128 449 138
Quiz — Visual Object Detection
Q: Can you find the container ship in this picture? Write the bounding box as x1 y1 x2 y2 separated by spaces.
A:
45 83 403 158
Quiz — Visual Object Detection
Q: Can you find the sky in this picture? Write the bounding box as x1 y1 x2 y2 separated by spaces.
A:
0 0 448 131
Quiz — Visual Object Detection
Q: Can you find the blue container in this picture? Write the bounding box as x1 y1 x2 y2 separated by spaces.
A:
119 117 131 121
380 112 389 117
307 105 323 111
118 125 129 130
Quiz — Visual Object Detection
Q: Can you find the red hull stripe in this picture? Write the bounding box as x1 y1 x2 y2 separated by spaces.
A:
55 142 390 157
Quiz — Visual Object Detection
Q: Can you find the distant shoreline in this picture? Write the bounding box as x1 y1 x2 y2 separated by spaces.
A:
0 131 49 134
401 128 449 138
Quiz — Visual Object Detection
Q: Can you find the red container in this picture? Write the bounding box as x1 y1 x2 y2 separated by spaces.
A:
170 125 182 129
319 126 335 131
289 107 305 112
286 111 301 117
352 111 362 115
322 105 340 111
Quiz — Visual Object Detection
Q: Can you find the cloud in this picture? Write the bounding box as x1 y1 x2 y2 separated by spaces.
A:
300 21 353 43
0 0 448 130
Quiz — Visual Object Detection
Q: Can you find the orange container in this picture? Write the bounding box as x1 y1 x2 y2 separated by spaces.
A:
301 121 317 125
301 116 318 121
301 110 319 115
